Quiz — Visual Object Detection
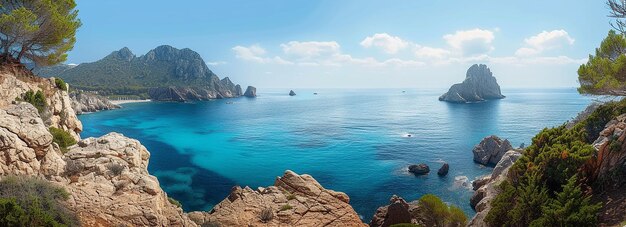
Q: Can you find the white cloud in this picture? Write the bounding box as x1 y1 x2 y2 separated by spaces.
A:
206 61 227 66
414 46 450 59
443 29 495 56
232 45 293 64
281 41 341 59
360 33 409 54
515 30 575 56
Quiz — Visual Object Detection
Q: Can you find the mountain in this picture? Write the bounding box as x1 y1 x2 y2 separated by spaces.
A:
36 45 246 101
439 64 505 103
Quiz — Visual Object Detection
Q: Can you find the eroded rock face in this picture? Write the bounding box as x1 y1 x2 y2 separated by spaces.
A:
473 135 513 166
62 133 196 227
244 86 257 98
70 92 121 114
370 195 415 227
439 64 505 103
469 150 521 226
0 103 65 177
588 114 626 183
188 170 366 227
0 72 82 140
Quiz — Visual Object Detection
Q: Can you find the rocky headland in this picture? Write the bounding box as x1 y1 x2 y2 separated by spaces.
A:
69 91 121 114
439 64 505 103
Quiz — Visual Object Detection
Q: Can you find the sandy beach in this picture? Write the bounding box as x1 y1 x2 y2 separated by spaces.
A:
110 99 152 105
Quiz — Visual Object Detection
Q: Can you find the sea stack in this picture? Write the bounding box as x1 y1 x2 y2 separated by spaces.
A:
439 64 505 103
289 90 296 96
244 86 257 97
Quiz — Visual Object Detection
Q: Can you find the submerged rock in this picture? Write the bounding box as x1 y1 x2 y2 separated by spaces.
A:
473 135 513 166
289 90 296 96
437 163 449 176
244 86 257 98
439 64 505 103
188 170 366 226
408 164 430 175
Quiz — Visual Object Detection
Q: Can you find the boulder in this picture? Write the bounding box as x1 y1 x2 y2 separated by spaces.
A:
473 135 513 166
437 163 449 176
189 170 366 227
439 64 505 103
370 195 413 227
289 90 296 96
244 86 257 98
408 164 430 175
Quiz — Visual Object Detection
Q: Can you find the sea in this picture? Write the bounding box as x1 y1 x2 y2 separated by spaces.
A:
78 88 592 221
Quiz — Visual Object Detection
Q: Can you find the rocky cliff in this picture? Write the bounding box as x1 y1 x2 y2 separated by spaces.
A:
70 91 120 114
188 170 366 226
473 135 513 166
0 68 82 140
439 64 505 103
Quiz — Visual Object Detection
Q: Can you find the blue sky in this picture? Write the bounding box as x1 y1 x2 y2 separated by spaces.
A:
70 0 612 88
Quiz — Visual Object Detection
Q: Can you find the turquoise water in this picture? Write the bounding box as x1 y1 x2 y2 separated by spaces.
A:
78 88 592 221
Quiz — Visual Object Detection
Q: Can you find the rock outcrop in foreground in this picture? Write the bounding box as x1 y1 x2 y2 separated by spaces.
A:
370 195 419 227
0 101 195 226
188 170 366 227
469 150 521 226
473 135 513 166
439 64 505 103
70 91 120 114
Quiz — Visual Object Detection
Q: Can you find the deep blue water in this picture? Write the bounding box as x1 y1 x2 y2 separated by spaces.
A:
78 88 592 221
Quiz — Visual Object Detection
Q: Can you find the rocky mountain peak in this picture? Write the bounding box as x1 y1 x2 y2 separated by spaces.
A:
107 47 135 62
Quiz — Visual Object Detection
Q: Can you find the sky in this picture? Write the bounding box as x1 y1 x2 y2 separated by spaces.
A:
69 0 613 89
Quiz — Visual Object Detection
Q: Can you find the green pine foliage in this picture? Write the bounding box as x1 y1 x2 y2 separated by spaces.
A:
0 176 78 226
20 90 46 113
417 194 467 227
486 99 626 226
49 127 76 153
54 78 68 91
578 30 626 95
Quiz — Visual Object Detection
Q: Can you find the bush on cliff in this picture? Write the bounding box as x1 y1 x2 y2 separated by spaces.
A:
417 194 467 227
55 78 68 91
486 100 626 226
0 176 79 226
18 90 46 114
49 127 77 153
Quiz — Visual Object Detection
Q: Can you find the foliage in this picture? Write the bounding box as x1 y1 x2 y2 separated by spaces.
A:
106 163 124 176
0 0 81 66
578 30 626 95
259 207 273 223
0 176 79 226
20 90 45 113
167 197 181 208
485 99 626 226
49 127 76 153
417 194 467 227
54 78 67 91
532 176 601 227
279 204 292 211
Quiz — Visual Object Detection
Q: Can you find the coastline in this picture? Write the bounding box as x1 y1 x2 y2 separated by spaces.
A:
110 99 152 105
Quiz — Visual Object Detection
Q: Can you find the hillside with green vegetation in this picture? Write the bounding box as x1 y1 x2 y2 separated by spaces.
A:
35 45 244 100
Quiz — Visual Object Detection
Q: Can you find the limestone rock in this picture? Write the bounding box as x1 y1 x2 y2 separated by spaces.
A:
370 195 414 227
189 170 366 227
244 86 257 98
469 150 521 226
587 114 626 183
408 163 430 175
63 133 196 227
473 135 513 166
439 64 505 103
437 163 449 176
70 91 120 114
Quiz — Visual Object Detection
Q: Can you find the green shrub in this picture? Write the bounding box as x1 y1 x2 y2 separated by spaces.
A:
49 127 76 153
54 78 68 91
20 90 46 113
0 176 78 226
168 197 182 208
417 194 467 227
533 176 601 226
279 204 292 211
